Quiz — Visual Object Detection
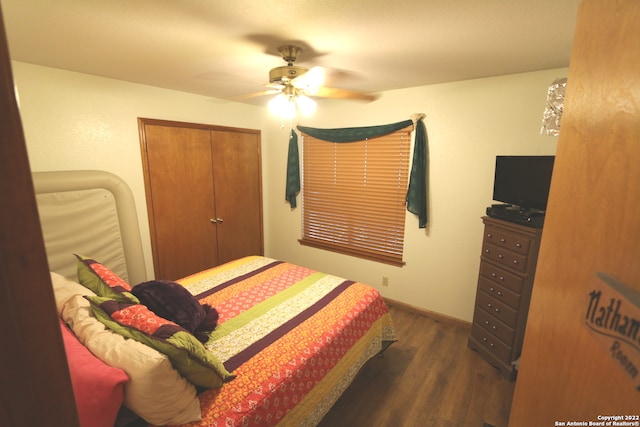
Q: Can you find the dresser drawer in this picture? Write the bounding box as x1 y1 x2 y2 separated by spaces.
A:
479 262 525 294
484 225 531 255
474 308 515 345
476 290 518 327
471 323 512 362
477 276 521 309
481 242 528 273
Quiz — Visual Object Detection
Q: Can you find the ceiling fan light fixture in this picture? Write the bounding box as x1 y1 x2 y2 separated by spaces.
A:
296 94 317 116
268 93 296 119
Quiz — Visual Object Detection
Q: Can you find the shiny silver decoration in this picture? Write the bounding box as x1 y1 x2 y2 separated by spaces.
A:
540 77 567 136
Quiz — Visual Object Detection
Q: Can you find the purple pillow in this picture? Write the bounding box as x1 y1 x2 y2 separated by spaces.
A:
131 280 218 343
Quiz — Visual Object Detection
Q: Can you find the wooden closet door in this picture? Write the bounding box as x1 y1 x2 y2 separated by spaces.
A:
211 129 263 264
142 123 220 280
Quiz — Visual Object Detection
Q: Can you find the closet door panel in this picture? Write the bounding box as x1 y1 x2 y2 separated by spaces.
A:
143 124 219 280
211 130 263 264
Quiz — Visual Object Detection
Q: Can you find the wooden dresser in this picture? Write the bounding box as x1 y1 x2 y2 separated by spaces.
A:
468 216 543 380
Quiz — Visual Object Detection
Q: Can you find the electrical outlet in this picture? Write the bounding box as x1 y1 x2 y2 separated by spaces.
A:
382 276 389 287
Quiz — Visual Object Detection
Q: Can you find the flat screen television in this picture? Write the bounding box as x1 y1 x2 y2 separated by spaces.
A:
492 155 555 211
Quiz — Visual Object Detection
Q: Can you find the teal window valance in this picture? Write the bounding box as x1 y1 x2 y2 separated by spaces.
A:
297 119 412 143
285 116 428 228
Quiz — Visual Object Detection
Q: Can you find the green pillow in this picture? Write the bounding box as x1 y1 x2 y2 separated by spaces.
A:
85 296 234 388
75 254 138 303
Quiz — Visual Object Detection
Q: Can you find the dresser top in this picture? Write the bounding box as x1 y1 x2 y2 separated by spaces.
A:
482 216 543 237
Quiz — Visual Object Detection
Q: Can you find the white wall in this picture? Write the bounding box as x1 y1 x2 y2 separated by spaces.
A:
264 69 563 321
13 61 564 322
13 61 267 280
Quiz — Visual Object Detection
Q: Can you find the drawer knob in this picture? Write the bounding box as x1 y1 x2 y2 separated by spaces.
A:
484 320 490 326
516 242 522 248
513 259 519 265
492 325 498 331
485 249 491 254
500 238 506 243
499 276 504 281
495 307 500 313
497 290 503 296
487 233 493 238
498 254 504 259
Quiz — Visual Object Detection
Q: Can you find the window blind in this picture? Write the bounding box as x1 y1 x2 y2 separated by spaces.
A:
300 126 412 266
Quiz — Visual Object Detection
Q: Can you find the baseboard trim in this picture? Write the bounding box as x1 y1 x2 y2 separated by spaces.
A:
383 297 472 330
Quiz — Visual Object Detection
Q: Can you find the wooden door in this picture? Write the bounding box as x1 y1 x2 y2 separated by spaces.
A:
140 119 263 280
509 0 640 424
211 129 263 264
0 5 80 425
141 121 219 280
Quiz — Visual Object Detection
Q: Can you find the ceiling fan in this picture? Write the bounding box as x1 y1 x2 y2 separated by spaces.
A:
238 45 378 119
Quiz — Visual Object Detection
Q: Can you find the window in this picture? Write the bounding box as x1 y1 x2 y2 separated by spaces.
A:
299 125 412 266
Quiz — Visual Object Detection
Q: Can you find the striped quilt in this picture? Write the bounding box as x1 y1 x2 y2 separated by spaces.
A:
165 256 397 427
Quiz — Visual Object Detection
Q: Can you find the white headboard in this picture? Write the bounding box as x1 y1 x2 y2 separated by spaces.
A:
32 170 147 285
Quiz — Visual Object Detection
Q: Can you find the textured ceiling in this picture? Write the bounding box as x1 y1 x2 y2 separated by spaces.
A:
1 0 581 104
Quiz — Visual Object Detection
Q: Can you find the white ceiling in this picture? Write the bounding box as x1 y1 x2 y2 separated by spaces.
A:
1 0 581 105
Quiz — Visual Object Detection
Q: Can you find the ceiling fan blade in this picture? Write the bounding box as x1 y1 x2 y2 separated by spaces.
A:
292 66 325 94
230 88 281 101
314 86 379 102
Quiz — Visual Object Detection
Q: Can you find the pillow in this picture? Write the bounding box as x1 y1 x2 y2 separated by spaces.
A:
51 272 96 315
85 295 235 388
62 295 202 425
60 319 128 427
75 254 138 303
131 280 218 343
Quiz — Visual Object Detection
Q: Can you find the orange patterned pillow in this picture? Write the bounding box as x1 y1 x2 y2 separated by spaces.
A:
86 296 234 389
75 254 138 303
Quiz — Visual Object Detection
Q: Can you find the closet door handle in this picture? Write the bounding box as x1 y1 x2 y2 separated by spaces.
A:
210 218 224 224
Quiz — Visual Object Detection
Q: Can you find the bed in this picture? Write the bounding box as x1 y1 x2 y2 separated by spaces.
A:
34 170 397 427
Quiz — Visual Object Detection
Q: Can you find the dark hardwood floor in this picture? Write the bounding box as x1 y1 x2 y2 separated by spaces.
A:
318 305 516 427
